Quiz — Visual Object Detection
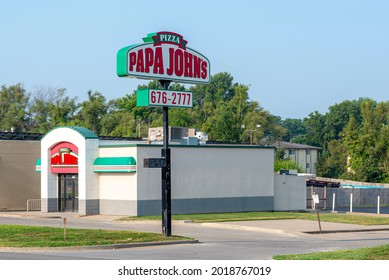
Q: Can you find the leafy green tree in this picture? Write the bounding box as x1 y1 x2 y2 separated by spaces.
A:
29 86 78 133
169 108 193 127
75 90 107 135
342 100 389 182
317 140 347 178
274 159 304 173
303 111 326 147
323 99 366 143
240 101 268 144
229 84 250 126
281 118 306 142
191 72 234 107
203 101 240 142
0 84 30 132
106 111 138 137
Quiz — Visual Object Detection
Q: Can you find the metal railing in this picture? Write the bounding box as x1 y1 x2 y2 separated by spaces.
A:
27 199 41 211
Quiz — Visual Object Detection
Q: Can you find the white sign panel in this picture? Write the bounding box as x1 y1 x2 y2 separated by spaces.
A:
117 32 210 84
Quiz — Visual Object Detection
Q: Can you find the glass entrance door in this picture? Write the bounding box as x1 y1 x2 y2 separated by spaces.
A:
58 174 78 212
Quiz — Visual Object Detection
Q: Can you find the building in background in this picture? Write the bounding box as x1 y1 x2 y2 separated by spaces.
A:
276 141 321 174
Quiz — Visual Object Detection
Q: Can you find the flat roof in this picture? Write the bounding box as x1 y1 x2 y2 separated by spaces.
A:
99 143 275 149
276 141 321 150
0 131 42 141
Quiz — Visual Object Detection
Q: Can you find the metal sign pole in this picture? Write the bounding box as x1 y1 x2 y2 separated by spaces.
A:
160 80 172 237
117 32 210 238
312 193 322 234
316 202 322 234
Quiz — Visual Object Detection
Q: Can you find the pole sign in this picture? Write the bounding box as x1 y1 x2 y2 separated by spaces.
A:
136 88 193 108
116 31 210 84
117 31 210 238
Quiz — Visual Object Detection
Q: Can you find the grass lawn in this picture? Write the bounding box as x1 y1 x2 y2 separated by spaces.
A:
273 244 389 260
121 211 389 225
0 224 190 247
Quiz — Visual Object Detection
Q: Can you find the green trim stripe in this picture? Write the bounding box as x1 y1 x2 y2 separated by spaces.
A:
93 157 136 173
35 158 41 172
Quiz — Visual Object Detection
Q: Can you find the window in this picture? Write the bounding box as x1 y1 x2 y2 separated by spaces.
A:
289 149 296 156
306 149 311 155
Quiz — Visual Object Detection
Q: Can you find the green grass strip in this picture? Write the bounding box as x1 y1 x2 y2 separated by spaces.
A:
274 244 389 260
121 211 389 225
0 225 190 247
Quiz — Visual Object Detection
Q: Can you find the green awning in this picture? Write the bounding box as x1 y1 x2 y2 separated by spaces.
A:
93 157 136 173
35 158 41 172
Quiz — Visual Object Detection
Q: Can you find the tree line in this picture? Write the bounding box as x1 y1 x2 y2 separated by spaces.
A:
0 72 286 143
1 72 388 183
283 99 389 183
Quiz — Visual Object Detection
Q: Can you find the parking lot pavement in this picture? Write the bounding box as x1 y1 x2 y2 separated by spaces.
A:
2 210 389 235
1 211 389 260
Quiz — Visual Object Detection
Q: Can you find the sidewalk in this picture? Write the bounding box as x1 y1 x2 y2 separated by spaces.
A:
210 219 389 236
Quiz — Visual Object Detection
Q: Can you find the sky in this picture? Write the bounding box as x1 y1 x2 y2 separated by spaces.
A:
1 0 388 119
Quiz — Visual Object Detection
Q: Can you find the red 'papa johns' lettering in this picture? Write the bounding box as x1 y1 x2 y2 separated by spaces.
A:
128 47 208 80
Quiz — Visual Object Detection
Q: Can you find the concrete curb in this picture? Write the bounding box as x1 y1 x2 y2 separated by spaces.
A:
305 228 389 235
0 239 199 252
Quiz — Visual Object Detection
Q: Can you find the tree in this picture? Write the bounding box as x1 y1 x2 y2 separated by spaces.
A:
342 100 389 182
29 86 78 133
323 98 366 143
0 84 30 132
190 72 234 107
274 159 304 173
281 118 306 142
241 101 268 144
204 101 240 142
303 111 326 147
169 108 193 127
75 90 107 135
317 140 347 178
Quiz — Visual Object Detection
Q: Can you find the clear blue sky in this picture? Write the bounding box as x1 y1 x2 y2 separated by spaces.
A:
1 0 388 119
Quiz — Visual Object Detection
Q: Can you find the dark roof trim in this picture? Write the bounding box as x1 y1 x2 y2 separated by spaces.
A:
276 141 322 150
0 131 43 141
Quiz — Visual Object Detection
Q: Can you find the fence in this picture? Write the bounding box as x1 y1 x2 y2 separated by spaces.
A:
307 187 389 212
27 199 41 211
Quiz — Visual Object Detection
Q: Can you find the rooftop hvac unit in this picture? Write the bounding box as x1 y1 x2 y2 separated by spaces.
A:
196 131 208 145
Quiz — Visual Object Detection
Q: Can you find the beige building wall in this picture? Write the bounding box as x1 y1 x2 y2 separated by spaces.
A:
274 174 306 211
136 145 275 215
97 144 275 216
98 146 138 215
0 140 40 210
